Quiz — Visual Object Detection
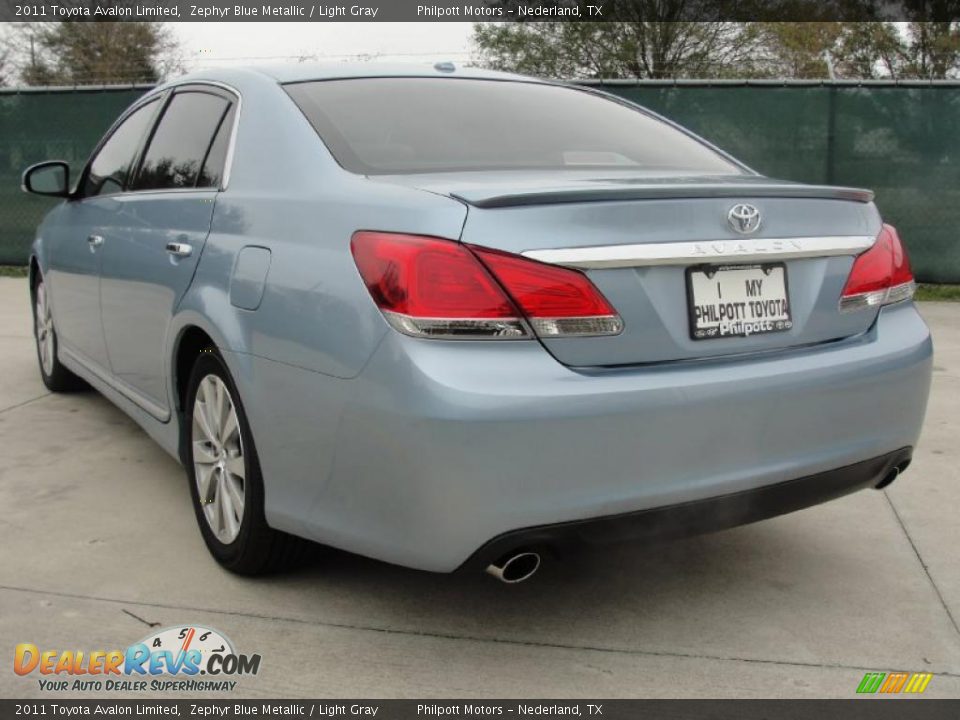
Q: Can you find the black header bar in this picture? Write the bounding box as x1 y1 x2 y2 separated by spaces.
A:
2 0 959 22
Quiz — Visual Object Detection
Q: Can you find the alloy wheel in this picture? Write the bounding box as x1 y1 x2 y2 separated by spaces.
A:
35 282 55 376
191 374 246 544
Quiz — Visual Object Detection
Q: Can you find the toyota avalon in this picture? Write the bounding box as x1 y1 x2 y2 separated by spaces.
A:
22 64 932 583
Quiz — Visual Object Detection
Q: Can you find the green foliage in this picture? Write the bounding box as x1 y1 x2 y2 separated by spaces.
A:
473 22 768 79
915 284 960 301
14 22 182 87
473 18 960 80
0 266 29 278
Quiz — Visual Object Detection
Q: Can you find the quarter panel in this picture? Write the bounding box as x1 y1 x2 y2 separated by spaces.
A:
201 181 468 379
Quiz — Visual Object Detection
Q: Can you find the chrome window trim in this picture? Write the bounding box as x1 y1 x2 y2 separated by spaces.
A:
521 235 875 269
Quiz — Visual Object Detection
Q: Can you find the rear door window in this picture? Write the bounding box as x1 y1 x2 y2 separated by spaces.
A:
131 91 232 191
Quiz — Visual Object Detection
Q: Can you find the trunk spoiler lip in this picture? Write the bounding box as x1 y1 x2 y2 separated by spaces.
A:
450 183 874 208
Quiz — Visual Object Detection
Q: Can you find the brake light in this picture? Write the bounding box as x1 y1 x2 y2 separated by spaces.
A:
839 224 915 312
351 232 622 339
469 245 623 337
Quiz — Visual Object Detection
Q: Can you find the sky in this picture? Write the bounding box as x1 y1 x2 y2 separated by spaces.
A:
174 23 476 72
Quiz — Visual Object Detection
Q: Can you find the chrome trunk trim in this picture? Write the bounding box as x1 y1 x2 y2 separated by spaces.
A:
522 235 875 269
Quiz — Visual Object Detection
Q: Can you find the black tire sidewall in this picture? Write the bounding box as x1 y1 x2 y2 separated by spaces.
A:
184 349 266 570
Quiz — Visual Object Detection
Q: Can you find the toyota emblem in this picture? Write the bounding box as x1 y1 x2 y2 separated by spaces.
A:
727 204 762 235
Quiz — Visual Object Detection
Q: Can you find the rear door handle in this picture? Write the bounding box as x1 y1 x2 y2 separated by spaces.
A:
166 242 193 258
87 235 104 248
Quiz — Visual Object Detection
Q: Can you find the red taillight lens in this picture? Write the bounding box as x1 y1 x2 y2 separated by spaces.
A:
840 224 915 312
351 232 527 338
351 232 516 318
351 231 622 339
469 245 622 337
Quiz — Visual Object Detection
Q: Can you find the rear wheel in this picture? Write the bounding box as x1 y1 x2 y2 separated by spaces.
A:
185 349 301 574
33 276 84 392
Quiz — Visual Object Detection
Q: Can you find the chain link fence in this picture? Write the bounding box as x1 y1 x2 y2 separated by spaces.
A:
1 80 958 282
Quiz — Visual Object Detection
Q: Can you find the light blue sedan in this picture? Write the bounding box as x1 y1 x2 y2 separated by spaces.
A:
22 64 931 583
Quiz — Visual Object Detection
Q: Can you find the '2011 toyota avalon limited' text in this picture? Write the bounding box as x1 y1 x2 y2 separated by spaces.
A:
23 64 932 583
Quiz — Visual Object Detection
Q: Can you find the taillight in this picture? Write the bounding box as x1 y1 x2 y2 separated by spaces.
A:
351 231 622 340
469 245 623 337
839 224 915 312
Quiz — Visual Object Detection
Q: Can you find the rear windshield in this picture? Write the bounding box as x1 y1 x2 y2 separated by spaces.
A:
285 78 743 176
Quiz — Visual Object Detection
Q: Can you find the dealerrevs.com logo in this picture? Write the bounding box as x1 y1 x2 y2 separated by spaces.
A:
14 625 261 693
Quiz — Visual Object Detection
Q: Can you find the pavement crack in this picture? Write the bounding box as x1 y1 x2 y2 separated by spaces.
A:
3 583 960 678
0 393 51 415
883 489 960 640
121 608 161 628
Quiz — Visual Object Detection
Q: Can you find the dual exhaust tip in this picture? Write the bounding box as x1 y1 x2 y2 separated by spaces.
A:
485 550 541 584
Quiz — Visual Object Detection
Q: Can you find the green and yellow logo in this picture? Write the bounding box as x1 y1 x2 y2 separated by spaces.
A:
857 671 933 695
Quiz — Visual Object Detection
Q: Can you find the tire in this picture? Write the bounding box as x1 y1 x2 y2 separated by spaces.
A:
184 348 302 575
32 275 85 392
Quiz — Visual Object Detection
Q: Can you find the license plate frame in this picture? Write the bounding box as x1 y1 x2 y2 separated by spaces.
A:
685 263 793 341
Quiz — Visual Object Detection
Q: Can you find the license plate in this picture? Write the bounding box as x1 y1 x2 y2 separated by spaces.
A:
687 263 793 340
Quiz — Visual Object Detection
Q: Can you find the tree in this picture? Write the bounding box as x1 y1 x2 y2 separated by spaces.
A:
473 21 767 79
0 27 11 86
831 22 904 79
473 18 960 80
752 22 844 78
14 21 183 86
756 22 960 80
899 22 960 78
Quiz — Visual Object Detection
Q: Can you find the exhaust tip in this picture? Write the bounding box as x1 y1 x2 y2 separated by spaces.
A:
876 466 901 489
486 551 541 584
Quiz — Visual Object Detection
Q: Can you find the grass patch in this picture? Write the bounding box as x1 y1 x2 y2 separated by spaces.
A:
0 265 28 278
915 284 960 302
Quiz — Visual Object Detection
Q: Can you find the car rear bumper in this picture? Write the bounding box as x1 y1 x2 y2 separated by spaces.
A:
459 446 912 572
262 301 932 573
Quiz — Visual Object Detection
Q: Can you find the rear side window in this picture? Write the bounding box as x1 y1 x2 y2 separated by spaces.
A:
131 91 231 191
81 99 159 197
197 105 236 189
285 78 742 175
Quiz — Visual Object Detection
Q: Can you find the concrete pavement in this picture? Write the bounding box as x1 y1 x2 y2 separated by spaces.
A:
0 276 958 699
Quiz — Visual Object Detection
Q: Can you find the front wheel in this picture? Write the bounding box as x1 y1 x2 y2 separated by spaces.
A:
33 275 84 392
185 349 302 574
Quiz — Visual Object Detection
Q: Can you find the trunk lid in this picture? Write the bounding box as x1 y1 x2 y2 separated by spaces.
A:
373 171 883 366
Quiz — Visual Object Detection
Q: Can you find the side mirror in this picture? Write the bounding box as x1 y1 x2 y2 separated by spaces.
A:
22 161 70 198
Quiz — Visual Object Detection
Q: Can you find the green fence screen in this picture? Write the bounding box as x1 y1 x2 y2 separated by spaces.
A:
596 81 960 284
0 86 148 266
1 81 958 282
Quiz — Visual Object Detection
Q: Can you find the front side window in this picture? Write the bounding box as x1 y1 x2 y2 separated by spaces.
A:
285 78 743 176
80 99 159 198
131 91 231 191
